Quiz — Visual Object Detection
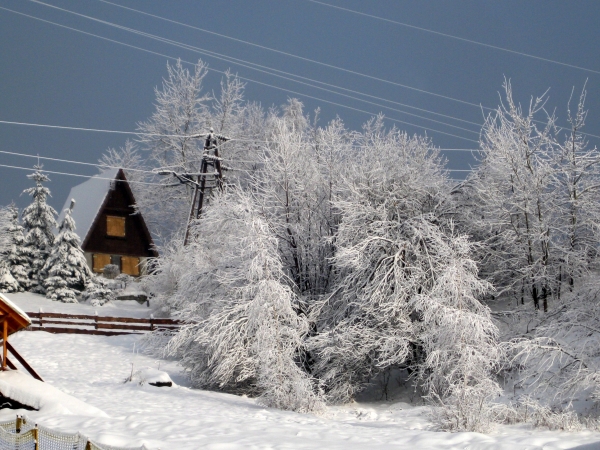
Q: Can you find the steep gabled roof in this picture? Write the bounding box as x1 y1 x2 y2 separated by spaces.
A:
57 168 119 243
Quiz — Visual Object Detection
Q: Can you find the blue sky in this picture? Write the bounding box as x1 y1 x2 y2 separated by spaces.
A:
1 0 600 210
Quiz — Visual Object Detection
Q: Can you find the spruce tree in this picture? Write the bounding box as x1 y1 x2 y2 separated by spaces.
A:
22 165 57 293
5 205 29 291
0 260 19 293
44 200 92 302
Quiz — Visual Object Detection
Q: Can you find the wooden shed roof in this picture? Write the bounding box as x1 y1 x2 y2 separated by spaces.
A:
0 294 32 336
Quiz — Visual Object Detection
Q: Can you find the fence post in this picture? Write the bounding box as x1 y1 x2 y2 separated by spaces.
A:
150 314 154 332
94 311 98 331
38 308 43 328
33 425 38 450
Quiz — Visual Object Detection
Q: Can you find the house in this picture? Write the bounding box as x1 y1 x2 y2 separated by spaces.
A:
58 168 157 277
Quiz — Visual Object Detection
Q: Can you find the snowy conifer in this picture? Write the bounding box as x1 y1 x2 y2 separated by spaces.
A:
43 200 92 302
0 260 19 293
21 165 57 293
4 205 29 291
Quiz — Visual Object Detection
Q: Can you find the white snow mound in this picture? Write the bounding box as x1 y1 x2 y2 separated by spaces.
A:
132 368 173 386
0 371 107 417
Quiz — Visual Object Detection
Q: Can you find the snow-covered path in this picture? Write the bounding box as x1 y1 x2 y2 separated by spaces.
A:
2 331 600 449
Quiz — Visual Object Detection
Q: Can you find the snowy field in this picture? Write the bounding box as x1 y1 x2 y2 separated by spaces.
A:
0 330 598 449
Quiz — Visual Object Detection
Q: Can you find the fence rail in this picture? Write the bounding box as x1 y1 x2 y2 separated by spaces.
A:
25 312 180 336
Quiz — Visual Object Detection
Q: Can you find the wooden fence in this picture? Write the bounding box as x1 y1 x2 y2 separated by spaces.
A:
25 312 180 336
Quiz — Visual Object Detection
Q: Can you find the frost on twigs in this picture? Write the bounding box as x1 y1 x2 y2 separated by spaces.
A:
412 224 502 433
506 278 600 414
159 189 324 413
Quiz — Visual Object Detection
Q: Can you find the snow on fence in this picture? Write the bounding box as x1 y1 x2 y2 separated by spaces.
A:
25 312 180 336
0 415 151 450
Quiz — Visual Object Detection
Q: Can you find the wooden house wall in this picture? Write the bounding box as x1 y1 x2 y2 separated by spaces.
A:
82 179 155 258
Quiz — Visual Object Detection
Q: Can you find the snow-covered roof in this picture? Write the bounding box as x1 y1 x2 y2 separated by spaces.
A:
57 168 120 242
0 293 31 330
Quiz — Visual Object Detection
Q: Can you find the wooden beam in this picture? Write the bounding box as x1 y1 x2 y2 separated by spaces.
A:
6 342 43 382
2 319 6 371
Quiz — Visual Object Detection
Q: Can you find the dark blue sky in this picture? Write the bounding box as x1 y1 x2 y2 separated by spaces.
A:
1 0 600 211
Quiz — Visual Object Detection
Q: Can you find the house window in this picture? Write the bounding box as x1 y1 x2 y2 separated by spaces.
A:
106 215 126 237
92 253 111 273
121 256 140 276
110 255 122 268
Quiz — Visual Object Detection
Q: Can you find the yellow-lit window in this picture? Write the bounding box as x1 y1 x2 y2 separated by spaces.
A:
121 256 140 276
106 215 126 237
92 253 111 273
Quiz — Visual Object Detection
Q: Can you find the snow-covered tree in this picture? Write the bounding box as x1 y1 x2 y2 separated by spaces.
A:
460 81 559 311
307 127 451 403
136 59 212 239
0 262 19 293
160 189 323 412
43 200 92 302
549 86 600 294
0 205 11 258
22 165 57 293
4 205 29 291
410 223 501 432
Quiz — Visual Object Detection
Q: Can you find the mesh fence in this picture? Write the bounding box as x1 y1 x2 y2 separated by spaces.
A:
0 416 149 450
0 427 36 450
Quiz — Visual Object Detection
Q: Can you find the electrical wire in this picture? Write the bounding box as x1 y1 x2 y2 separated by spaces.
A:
98 0 483 129
22 1 481 139
0 149 157 173
0 120 486 150
94 24 481 135
0 163 161 185
42 0 600 142
1 5 478 143
77 1 600 143
306 0 600 76
28 0 491 111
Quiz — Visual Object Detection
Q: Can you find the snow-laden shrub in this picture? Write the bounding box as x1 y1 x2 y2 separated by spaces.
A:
142 237 195 317
157 189 323 413
411 224 502 433
103 264 120 280
507 277 600 409
81 277 115 306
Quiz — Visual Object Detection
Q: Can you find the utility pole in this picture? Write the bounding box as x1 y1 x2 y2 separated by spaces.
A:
156 128 230 245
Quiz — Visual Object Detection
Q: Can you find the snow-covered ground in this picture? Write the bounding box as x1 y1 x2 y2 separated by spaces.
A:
0 330 598 449
0 293 599 448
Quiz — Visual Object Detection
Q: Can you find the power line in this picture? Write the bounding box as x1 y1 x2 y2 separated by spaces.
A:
86 0 600 143
306 0 600 76
1 6 478 143
0 163 161 185
92 21 480 136
97 0 484 129
0 149 156 173
0 119 195 138
29 0 491 112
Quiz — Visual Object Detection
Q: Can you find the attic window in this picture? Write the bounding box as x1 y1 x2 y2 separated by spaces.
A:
106 215 126 237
